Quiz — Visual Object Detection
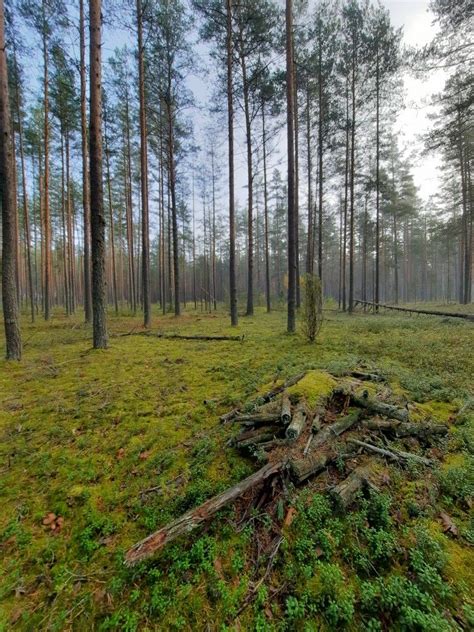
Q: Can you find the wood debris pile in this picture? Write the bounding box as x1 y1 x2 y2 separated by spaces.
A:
125 370 448 566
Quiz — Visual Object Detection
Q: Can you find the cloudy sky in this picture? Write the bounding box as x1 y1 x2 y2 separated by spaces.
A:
380 0 445 201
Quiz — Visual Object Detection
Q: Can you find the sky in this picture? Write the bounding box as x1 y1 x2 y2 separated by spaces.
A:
380 0 445 201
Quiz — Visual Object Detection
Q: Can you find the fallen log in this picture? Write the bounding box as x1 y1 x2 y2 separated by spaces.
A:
145 332 244 341
220 372 306 423
281 393 292 425
125 460 287 566
312 409 362 449
330 466 371 509
354 300 474 322
363 419 448 438
345 390 409 422
236 431 281 450
233 414 281 425
286 401 308 441
258 438 288 451
232 425 281 446
290 452 330 483
348 439 432 466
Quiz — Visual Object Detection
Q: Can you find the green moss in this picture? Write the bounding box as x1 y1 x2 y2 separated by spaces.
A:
286 370 337 407
1 306 473 629
411 400 457 422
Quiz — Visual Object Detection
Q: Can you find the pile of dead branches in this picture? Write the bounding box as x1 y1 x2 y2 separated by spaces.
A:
125 370 448 566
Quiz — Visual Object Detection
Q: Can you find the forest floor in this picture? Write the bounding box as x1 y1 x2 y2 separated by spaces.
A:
0 303 473 631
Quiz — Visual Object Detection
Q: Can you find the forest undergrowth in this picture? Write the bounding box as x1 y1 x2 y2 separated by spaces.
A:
1 304 473 631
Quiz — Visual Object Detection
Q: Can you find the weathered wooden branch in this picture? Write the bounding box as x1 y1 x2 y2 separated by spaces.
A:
281 393 292 425
286 401 308 441
348 439 432 466
303 434 313 456
330 465 372 509
125 460 287 566
363 419 448 438
346 370 385 382
220 372 306 423
312 409 362 449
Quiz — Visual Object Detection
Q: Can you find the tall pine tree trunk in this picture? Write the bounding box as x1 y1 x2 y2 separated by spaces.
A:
286 0 296 333
0 0 21 359
137 0 151 327
42 0 51 320
375 51 380 311
104 111 119 315
226 0 238 326
348 43 356 314
262 101 271 312
240 52 254 317
14 43 34 322
79 0 92 322
89 0 107 348
166 96 180 317
305 85 313 275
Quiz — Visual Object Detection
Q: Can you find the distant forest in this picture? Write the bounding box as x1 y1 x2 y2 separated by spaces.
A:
0 0 472 356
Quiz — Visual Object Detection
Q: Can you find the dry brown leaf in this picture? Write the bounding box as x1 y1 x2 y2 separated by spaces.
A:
116 448 125 460
214 557 224 578
283 506 297 527
139 450 151 461
42 513 56 526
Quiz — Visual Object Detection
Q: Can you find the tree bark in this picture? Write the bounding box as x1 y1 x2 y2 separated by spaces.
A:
0 0 21 359
226 0 238 326
137 0 151 327
13 41 34 322
79 0 92 323
262 101 271 312
240 51 254 317
286 0 296 333
104 109 119 315
89 0 108 348
42 0 51 320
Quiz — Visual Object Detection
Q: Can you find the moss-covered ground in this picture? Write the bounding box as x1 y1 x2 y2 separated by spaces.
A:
1 304 473 630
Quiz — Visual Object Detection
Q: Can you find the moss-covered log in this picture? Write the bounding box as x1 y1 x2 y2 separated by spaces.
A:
311 409 362 449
